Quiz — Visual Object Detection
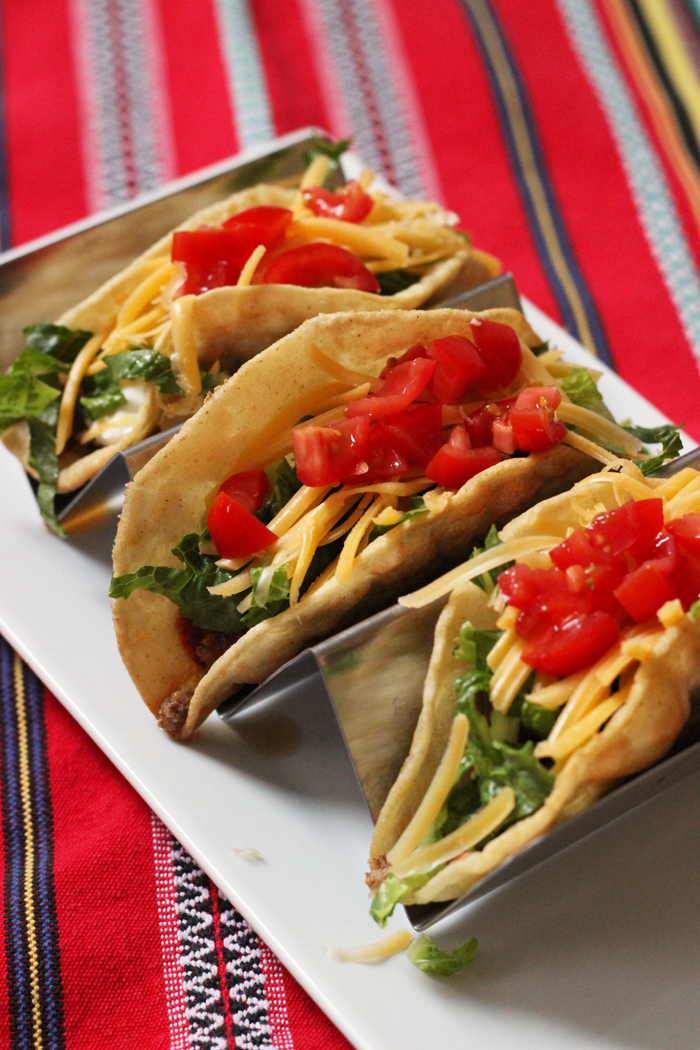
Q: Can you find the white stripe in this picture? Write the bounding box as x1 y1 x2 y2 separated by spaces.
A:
309 0 428 196
151 816 193 1050
555 0 700 366
297 0 353 139
68 0 105 213
372 0 446 203
257 943 296 1050
213 0 275 147
140 0 178 183
69 0 169 210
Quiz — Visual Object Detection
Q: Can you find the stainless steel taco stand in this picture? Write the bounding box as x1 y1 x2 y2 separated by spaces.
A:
218 445 700 930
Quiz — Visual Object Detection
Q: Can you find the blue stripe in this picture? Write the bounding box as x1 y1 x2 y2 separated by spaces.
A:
0 642 33 1050
0 8 13 249
460 0 613 366
556 0 700 367
24 668 64 1050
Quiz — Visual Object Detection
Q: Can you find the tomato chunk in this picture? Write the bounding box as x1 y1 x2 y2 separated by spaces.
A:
425 426 502 489
351 424 409 483
427 335 490 404
219 470 270 514
509 386 566 451
345 358 436 418
469 318 522 388
292 416 370 487
172 207 292 295
521 611 621 678
667 513 700 556
258 242 380 292
381 402 444 467
613 559 678 623
301 180 374 223
207 492 277 559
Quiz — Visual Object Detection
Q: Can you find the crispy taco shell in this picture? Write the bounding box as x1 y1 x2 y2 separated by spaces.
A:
369 476 700 905
112 307 594 740
3 184 496 493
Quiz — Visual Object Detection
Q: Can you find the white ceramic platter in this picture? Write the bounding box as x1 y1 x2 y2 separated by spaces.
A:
1 301 699 1050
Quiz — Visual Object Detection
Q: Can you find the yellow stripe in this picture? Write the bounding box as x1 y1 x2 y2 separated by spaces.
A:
13 654 44 1050
602 0 700 236
472 3 598 353
636 0 700 151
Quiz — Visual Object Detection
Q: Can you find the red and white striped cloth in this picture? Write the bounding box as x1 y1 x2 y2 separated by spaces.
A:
4 1 700 1047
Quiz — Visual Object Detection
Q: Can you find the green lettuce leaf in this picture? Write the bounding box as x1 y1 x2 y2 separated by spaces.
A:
407 934 478 976
301 137 351 186
24 322 93 363
376 269 421 296
103 348 183 393
370 872 431 927
28 402 64 536
453 621 502 669
368 494 429 542
109 531 245 634
559 366 603 408
258 457 302 523
468 524 509 593
622 423 684 475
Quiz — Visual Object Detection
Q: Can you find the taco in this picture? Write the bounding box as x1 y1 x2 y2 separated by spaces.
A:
367 463 700 921
109 306 673 742
0 145 498 534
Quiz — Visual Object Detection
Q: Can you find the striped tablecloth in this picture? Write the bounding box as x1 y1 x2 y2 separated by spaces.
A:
3 1 700 1047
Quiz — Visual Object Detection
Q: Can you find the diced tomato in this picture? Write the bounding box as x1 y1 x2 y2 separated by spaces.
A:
258 242 380 292
491 415 516 455
345 358 436 418
301 180 374 223
461 401 514 447
667 513 700 556
509 386 567 451
521 611 621 678
499 563 569 610
516 588 594 641
671 551 700 610
172 207 292 295
425 425 502 489
207 492 277 559
588 499 664 562
469 318 522 388
614 559 678 623
513 385 562 412
292 416 370 487
381 402 443 466
221 205 292 247
550 527 608 571
219 470 270 514
350 424 409 483
427 335 490 404
380 343 429 378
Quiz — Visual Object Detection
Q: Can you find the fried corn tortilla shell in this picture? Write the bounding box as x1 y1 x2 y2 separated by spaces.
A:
3 183 496 495
369 492 700 906
112 307 595 740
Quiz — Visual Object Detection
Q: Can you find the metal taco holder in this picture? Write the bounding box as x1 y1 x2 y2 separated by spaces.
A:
0 127 338 533
217 445 700 931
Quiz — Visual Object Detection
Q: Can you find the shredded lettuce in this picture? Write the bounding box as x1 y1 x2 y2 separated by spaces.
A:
368 495 429 543
468 524 509 593
301 137 351 186
622 422 684 475
407 934 478 976
370 873 431 927
376 269 421 296
559 366 603 408
257 457 302 524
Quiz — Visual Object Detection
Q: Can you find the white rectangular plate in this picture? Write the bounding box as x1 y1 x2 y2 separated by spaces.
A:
1 302 699 1050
